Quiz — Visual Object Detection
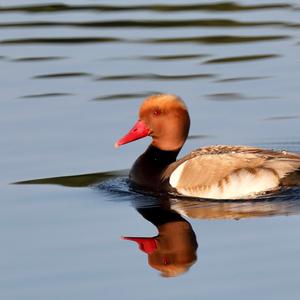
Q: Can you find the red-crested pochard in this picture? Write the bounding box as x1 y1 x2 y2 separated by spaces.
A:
115 94 300 199
123 206 197 277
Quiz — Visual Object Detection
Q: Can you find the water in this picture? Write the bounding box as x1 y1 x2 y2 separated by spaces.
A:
1 0 300 298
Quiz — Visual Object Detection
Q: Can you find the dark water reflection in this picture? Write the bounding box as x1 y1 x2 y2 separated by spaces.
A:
1 19 299 29
93 92 160 101
205 54 279 64
0 37 121 45
21 92 73 99
12 56 66 62
0 2 294 13
15 171 300 277
2 35 289 46
97 73 215 81
33 72 92 79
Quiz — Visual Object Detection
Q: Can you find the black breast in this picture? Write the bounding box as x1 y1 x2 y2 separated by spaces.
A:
129 145 180 191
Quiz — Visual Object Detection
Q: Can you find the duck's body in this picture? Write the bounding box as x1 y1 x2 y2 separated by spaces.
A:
116 94 300 200
164 145 300 199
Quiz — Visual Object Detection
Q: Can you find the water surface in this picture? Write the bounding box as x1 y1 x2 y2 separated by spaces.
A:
1 0 300 299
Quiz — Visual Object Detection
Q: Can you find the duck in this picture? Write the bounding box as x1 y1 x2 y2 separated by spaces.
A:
123 205 197 277
115 94 300 200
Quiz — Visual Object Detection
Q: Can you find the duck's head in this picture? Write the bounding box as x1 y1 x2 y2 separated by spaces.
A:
115 94 190 151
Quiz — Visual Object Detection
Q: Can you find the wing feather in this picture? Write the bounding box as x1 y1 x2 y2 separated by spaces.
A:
165 145 300 195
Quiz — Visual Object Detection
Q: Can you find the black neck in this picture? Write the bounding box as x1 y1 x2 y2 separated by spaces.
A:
144 144 180 166
129 145 181 190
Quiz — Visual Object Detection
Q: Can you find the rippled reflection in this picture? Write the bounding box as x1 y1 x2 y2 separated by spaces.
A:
97 73 215 81
0 35 290 46
205 54 279 64
20 93 73 99
93 92 158 101
169 191 300 219
0 3 293 13
0 37 121 45
14 170 300 276
1 20 298 29
33 72 91 79
11 56 66 62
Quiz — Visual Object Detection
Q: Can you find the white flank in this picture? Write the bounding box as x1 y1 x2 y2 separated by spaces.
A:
172 168 280 199
169 161 187 187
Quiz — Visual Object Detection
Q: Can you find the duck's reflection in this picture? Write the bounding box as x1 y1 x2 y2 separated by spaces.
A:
14 170 300 277
168 190 300 220
122 186 300 277
123 205 197 277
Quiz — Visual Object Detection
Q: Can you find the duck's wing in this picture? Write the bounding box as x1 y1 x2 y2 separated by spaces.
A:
163 145 300 199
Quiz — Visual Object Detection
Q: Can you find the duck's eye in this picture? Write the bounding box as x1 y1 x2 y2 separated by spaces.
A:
153 109 161 116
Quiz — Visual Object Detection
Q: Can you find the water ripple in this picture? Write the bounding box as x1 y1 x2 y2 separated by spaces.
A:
1 19 298 29
33 72 92 79
97 73 216 81
21 93 73 99
187 134 213 140
93 92 159 101
206 93 277 101
264 115 300 121
0 37 121 45
205 54 280 64
144 35 290 44
216 76 270 83
12 56 67 62
0 3 292 14
139 54 208 61
0 35 290 46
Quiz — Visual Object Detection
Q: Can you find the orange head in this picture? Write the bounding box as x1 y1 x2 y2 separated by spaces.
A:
115 94 190 151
